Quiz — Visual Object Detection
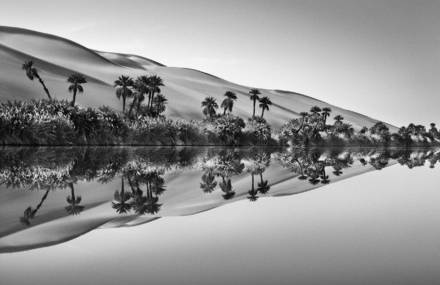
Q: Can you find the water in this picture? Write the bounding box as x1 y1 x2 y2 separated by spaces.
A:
0 147 439 285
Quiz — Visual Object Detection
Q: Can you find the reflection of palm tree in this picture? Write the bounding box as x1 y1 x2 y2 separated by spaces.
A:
257 172 270 194
219 176 235 200
65 183 84 215
320 169 330 184
200 170 217 193
112 177 132 214
247 173 259 202
20 190 50 226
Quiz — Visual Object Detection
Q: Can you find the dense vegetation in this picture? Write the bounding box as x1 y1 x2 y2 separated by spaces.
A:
279 106 440 146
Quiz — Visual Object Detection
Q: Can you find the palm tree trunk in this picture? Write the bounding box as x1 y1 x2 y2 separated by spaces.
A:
223 108 226 115
149 91 155 110
261 108 265 118
71 89 77 106
252 99 256 117
122 96 126 113
35 73 52 100
128 98 137 117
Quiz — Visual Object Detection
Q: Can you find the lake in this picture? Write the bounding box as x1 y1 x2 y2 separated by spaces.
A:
0 146 439 285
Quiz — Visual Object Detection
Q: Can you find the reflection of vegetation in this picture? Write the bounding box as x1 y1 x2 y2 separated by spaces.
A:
3 147 440 223
200 169 217 193
200 148 273 201
277 147 440 185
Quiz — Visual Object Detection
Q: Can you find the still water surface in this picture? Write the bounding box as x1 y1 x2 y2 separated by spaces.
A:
0 147 439 285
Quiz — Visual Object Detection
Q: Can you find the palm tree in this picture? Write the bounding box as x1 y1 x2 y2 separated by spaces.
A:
112 177 132 214
148 75 164 110
20 190 50 226
22 60 52 100
258 96 272 118
114 75 134 113
334 115 344 124
221 91 237 115
321 107 332 125
201 97 219 118
152 94 168 117
249 88 261 117
133 76 149 115
65 183 84 215
67 73 87 106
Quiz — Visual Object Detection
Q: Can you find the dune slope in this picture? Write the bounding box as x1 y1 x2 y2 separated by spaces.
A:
0 26 396 130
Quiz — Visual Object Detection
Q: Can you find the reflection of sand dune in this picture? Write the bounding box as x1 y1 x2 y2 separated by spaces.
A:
0 26 394 130
0 159 388 254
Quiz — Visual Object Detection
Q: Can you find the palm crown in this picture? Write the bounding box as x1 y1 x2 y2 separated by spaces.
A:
258 96 272 118
201 96 219 118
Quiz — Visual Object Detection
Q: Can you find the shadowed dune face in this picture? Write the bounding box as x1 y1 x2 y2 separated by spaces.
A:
0 146 438 253
0 26 395 130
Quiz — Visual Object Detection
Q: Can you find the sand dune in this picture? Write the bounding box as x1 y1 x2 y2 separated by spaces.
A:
0 26 395 130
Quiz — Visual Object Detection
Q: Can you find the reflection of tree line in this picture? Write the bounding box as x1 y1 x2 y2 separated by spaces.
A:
0 147 200 226
2 147 438 226
200 149 272 201
277 148 440 185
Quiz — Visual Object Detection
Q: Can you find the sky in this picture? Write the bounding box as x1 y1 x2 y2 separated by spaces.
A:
1 0 439 126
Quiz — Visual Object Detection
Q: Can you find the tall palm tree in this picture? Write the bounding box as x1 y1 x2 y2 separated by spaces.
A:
221 91 237 115
249 88 261 117
148 75 164 110
321 107 332 125
201 97 219 118
65 183 84 215
152 94 167 117
22 60 52 100
112 177 132 214
133 76 149 115
258 96 272 118
67 73 87 106
114 75 134 113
